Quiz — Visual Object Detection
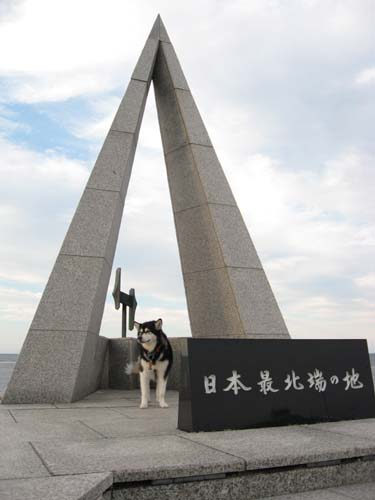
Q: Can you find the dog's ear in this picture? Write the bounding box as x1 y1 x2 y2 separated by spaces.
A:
134 321 140 332
155 318 163 330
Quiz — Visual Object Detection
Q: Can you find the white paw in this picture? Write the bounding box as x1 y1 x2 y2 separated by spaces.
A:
140 402 148 409
124 362 133 375
159 401 169 408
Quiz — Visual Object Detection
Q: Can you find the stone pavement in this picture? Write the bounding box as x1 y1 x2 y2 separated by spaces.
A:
1 389 375 499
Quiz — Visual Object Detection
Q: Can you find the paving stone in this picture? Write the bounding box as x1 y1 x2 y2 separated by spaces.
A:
0 442 49 480
55 399 139 409
334 481 375 499
0 409 14 423
259 488 350 499
12 407 122 424
114 406 178 420
309 418 375 440
81 414 178 438
0 472 112 500
0 403 56 409
0 420 102 445
32 434 244 482
183 425 375 470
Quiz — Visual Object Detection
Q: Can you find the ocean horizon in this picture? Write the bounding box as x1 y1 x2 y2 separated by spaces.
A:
1 352 375 396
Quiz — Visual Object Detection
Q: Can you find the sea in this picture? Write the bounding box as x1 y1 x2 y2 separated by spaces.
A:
1 353 375 396
0 354 18 395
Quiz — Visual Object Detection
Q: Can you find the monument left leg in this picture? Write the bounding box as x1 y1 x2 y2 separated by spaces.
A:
3 19 160 404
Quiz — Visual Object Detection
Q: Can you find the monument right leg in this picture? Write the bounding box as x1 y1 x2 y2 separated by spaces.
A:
153 28 289 339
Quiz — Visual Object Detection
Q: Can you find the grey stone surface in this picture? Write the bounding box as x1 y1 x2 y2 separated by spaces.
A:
111 461 375 500
0 403 56 409
32 434 244 482
175 89 212 147
0 409 14 423
159 16 171 43
72 334 109 401
228 267 290 337
160 42 189 90
12 407 122 424
334 481 375 499
210 204 263 269
0 442 49 480
183 425 375 470
184 268 244 338
153 48 187 154
111 80 148 135
309 418 375 440
3 330 90 403
189 144 237 206
3 390 375 499
0 472 112 500
153 21 289 340
164 145 207 213
81 413 177 438
175 205 224 273
109 338 139 390
114 405 178 420
132 38 159 82
260 491 348 500
30 256 110 333
6 15 290 404
60 188 123 264
86 130 135 196
0 420 102 445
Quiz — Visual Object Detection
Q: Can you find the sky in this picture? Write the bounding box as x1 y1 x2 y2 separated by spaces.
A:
0 0 374 353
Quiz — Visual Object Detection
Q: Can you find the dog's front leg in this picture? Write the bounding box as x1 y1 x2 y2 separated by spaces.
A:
156 367 169 408
139 368 149 409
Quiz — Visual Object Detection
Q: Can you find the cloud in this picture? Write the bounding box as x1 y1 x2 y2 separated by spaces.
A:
355 273 375 289
1 0 375 354
355 67 375 85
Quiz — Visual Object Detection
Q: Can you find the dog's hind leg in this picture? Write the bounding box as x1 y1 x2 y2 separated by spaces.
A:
156 368 169 408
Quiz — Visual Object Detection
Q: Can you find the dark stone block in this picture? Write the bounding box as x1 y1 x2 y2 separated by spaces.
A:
178 339 375 432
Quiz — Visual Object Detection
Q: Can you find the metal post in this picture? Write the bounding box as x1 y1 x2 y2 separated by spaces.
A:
122 304 127 338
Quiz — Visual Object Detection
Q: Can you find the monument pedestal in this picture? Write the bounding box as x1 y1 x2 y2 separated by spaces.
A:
178 339 375 432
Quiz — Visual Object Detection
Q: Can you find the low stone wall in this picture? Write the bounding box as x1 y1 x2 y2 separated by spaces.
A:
101 337 189 391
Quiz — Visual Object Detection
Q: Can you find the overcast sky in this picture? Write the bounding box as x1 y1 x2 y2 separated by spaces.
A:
0 0 374 353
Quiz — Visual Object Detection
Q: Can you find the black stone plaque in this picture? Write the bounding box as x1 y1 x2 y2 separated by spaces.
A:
177 339 375 432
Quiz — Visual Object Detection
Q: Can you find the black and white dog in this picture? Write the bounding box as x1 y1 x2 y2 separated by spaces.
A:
125 318 173 408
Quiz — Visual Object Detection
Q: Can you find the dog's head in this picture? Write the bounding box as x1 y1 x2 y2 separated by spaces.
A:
134 319 163 350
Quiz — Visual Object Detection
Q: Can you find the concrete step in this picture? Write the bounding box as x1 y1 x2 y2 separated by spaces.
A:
3 390 375 499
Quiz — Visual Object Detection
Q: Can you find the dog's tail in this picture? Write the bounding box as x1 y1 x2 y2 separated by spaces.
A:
125 361 140 375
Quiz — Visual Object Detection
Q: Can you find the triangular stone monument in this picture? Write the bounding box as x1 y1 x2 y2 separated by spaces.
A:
3 16 289 404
